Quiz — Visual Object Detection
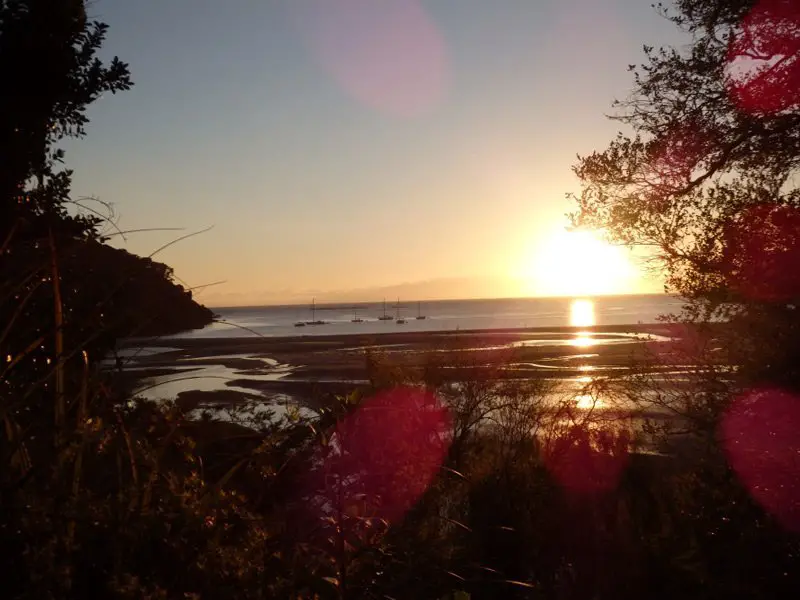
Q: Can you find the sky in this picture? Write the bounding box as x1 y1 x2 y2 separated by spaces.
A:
65 0 685 306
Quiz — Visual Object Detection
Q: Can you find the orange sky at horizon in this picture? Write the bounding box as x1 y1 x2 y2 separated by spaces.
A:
66 0 680 306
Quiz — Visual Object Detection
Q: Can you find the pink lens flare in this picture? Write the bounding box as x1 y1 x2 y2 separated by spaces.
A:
305 386 450 525
726 0 800 115
722 204 800 302
721 387 800 532
641 123 717 214
543 425 631 495
288 0 450 118
649 123 715 188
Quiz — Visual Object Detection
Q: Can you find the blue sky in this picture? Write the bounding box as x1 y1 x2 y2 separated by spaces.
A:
66 0 684 305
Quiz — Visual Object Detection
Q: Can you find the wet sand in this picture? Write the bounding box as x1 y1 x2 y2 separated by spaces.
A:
118 324 692 411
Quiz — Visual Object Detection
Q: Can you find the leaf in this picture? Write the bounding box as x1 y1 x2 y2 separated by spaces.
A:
502 579 536 589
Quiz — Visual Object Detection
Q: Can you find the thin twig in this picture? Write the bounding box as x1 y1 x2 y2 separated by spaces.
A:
148 226 214 259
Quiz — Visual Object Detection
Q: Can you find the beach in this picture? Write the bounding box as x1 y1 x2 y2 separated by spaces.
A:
113 296 705 431
118 320 695 423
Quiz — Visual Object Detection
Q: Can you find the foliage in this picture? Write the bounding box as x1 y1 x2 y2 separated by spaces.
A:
564 1 800 597
312 352 800 600
0 0 132 239
3 1 800 598
1 396 273 599
0 4 226 598
570 0 800 390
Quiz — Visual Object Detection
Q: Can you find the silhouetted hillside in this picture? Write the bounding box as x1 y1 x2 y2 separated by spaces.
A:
63 240 214 340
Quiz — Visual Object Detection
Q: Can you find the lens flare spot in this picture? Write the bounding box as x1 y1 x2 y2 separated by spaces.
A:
543 425 630 494
725 0 800 115
722 387 800 532
289 0 450 117
647 124 714 201
302 386 450 526
723 204 800 302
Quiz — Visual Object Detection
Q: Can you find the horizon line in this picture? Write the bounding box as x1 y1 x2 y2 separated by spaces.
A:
206 290 671 311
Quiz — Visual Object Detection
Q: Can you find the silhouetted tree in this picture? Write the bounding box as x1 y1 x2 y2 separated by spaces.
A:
571 0 800 390
0 6 235 598
0 0 132 237
1 0 133 389
571 2 800 598
0 0 211 401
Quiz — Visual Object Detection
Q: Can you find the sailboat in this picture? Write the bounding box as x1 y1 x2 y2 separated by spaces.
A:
294 301 307 327
378 298 393 321
396 297 406 324
351 307 363 323
307 298 326 325
416 301 427 320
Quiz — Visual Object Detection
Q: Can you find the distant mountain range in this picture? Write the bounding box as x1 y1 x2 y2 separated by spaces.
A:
201 276 661 308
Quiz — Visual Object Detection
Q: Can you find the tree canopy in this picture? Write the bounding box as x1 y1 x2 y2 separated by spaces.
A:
0 0 132 239
1 0 211 382
572 0 800 387
1 6 220 597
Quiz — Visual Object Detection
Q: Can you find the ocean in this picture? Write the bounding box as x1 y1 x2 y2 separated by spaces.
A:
174 294 684 339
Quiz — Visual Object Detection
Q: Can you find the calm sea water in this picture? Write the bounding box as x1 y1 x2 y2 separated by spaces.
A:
173 295 684 339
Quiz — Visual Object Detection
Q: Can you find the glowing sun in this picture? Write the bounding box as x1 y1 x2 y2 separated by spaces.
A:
523 229 636 297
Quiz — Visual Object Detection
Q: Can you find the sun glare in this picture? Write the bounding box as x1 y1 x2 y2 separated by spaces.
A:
575 394 602 410
570 299 595 327
570 300 596 346
523 229 636 297
571 334 595 348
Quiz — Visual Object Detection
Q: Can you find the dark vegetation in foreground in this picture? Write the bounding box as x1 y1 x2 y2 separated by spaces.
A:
2 0 799 598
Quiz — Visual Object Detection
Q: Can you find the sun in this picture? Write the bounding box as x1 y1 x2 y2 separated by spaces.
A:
521 229 636 297
570 299 596 327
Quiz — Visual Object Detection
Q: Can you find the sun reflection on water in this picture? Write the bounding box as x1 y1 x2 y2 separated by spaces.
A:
570 299 596 348
571 300 599 409
570 299 596 327
575 394 603 410
571 333 595 348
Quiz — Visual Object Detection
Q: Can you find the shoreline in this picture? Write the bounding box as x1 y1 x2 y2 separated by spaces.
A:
120 323 685 375
117 323 699 414
123 322 689 353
